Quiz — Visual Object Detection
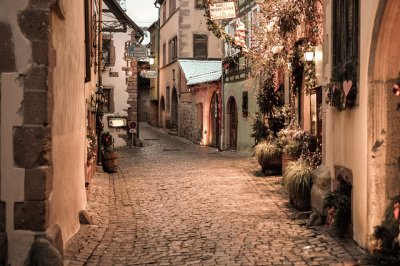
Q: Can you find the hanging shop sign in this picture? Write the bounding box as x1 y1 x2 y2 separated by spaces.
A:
127 44 148 60
140 70 157 79
209 1 236 21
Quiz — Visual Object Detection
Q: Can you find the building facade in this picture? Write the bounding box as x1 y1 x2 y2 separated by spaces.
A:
0 0 143 264
320 0 400 248
0 0 101 264
148 21 160 127
155 0 223 147
101 1 143 148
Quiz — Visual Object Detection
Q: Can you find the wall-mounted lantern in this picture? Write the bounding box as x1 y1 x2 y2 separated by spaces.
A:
149 55 155 65
304 51 314 62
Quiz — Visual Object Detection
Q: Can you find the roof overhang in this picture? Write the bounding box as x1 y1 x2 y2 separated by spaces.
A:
103 0 144 37
178 60 222 86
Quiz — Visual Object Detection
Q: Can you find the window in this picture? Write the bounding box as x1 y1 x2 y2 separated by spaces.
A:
168 36 177 63
103 38 115 67
169 0 176 15
332 0 359 80
193 34 208 58
195 0 206 9
84 0 92 82
162 43 166 66
102 88 114 113
162 2 166 23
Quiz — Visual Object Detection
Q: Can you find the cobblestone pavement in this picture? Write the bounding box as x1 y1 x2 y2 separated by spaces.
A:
64 123 365 266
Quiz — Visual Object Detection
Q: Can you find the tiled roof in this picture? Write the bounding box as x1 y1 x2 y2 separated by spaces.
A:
178 60 222 86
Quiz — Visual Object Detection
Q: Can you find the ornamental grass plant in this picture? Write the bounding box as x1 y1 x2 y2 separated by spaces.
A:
282 160 313 194
254 140 281 161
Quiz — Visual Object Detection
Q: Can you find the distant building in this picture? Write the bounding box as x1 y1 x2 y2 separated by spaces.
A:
148 21 160 126
101 0 143 147
155 0 223 146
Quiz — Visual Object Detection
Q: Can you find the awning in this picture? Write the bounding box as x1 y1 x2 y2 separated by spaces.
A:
103 0 144 36
178 60 222 86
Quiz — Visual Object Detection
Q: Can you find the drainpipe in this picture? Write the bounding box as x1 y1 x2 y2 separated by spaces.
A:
96 0 103 165
220 48 225 151
155 1 161 127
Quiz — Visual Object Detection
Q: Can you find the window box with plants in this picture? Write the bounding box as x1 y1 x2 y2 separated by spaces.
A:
101 131 117 173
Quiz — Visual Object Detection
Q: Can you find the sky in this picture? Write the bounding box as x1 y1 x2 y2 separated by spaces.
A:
126 0 159 44
126 0 159 28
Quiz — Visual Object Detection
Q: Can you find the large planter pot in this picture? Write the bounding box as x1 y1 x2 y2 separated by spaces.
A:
102 151 117 173
258 154 282 175
282 153 300 176
288 186 311 211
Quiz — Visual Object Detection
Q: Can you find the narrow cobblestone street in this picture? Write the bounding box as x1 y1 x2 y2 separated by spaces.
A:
64 124 364 266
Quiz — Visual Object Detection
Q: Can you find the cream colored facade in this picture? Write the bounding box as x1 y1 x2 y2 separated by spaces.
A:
157 0 222 129
223 79 259 155
322 0 400 248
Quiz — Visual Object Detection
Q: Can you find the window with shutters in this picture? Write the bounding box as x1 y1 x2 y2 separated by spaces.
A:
332 0 359 81
162 43 166 66
193 34 208 59
162 2 166 23
169 0 176 15
168 36 177 63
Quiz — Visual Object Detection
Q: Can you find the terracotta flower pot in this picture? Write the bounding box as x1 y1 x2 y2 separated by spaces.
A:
288 186 311 211
258 154 282 175
282 153 300 176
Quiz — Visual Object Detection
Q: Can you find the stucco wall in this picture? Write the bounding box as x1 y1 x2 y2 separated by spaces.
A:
179 1 222 59
102 31 131 148
367 0 400 244
49 0 88 245
323 0 379 247
224 79 259 155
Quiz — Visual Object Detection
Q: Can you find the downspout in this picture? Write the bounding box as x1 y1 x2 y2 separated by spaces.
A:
97 0 103 165
155 1 161 127
220 43 225 151
98 0 102 86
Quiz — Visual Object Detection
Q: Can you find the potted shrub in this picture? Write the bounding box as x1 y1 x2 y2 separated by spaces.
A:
277 125 305 175
282 160 313 210
323 190 351 235
101 131 117 173
254 139 282 175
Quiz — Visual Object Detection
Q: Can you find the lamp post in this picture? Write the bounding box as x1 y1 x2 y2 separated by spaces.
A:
95 86 104 165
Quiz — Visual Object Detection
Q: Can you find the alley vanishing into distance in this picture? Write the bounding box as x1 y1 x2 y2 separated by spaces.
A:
64 124 363 265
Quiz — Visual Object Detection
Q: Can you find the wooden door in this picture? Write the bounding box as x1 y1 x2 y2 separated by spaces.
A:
229 99 238 149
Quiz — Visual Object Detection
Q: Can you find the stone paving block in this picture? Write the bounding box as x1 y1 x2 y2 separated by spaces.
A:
64 124 366 265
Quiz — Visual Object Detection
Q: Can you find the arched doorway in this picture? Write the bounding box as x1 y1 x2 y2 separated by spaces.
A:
227 97 238 150
160 96 165 128
367 0 400 235
171 88 178 130
209 92 219 148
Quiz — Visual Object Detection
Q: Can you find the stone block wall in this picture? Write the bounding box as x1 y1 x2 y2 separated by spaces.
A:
1 0 91 264
178 102 202 142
